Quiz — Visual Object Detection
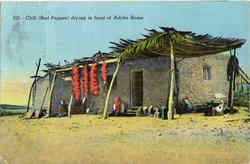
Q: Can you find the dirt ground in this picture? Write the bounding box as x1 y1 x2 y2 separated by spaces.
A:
0 107 249 164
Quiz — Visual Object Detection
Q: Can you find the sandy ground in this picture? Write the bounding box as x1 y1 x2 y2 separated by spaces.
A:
0 107 249 164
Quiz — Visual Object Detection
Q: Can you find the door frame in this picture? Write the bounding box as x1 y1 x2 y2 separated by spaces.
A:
130 68 144 107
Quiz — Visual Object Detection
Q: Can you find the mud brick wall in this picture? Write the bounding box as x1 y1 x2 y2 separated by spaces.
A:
46 52 230 116
50 67 109 115
49 56 171 115
50 73 72 115
32 74 50 112
176 51 230 105
98 56 171 114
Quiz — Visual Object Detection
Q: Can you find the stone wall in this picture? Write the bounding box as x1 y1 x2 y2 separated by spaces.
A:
176 51 230 105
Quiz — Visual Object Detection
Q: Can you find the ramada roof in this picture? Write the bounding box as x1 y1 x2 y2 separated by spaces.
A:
110 27 245 59
44 26 246 72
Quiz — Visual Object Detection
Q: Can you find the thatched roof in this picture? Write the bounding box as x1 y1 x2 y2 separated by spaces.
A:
110 27 246 59
43 26 246 72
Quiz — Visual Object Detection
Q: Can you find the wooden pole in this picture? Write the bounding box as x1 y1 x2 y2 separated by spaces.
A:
47 72 57 117
168 40 175 120
239 67 250 84
55 58 119 73
228 72 232 108
103 58 121 119
33 58 41 106
229 49 236 113
36 86 49 118
68 95 73 117
27 58 41 112
26 80 36 112
229 70 236 113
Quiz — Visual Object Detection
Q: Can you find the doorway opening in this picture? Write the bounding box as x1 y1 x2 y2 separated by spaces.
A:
131 70 143 107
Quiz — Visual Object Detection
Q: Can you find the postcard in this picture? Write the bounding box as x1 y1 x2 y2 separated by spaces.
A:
0 1 249 164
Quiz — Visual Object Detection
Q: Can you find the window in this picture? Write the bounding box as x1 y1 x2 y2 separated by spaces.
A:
203 65 211 80
107 75 117 89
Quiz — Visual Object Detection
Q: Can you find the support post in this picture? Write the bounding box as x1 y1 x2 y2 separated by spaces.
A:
103 58 121 119
229 70 236 113
168 40 175 120
228 49 237 113
68 95 73 117
47 72 57 117
33 58 41 99
27 58 41 112
26 80 36 112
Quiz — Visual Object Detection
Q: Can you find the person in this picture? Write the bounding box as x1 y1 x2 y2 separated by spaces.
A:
183 98 192 113
58 100 67 117
154 107 160 118
212 100 224 113
109 96 120 116
159 99 167 120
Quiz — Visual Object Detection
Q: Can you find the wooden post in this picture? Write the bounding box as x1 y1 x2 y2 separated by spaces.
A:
103 58 121 119
26 80 36 112
168 40 175 120
228 74 232 108
229 70 236 113
68 95 73 117
47 72 57 117
55 58 119 73
36 86 49 118
27 58 41 112
33 58 41 98
229 50 237 113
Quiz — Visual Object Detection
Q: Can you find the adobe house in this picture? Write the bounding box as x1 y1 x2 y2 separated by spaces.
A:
27 27 246 119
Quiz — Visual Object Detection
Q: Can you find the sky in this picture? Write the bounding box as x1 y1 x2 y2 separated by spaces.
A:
0 2 249 105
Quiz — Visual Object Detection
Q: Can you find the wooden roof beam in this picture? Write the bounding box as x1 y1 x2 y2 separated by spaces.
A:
54 58 119 73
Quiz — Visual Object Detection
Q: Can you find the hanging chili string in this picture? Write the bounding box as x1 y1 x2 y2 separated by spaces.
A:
72 66 81 101
115 96 120 116
90 63 99 96
83 65 89 97
101 61 107 84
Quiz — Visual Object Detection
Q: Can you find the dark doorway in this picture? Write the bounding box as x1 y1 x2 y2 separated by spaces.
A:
131 70 143 106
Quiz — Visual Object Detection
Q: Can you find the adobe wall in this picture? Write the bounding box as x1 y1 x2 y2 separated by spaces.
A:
108 56 171 112
49 56 171 115
50 73 72 115
176 51 230 105
32 74 50 112
48 52 230 116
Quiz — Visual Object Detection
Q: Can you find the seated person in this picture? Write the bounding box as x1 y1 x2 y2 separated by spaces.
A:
183 98 193 113
58 100 67 117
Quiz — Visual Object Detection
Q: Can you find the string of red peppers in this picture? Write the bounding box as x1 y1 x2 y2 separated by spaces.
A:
72 66 81 101
83 65 88 97
101 61 107 84
72 62 107 98
115 96 120 116
90 63 99 96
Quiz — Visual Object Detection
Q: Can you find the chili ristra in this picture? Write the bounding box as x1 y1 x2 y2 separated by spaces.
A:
72 66 81 101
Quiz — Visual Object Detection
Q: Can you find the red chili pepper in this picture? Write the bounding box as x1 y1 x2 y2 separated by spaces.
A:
83 65 89 97
115 96 120 116
101 61 107 84
72 66 81 101
90 63 99 96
